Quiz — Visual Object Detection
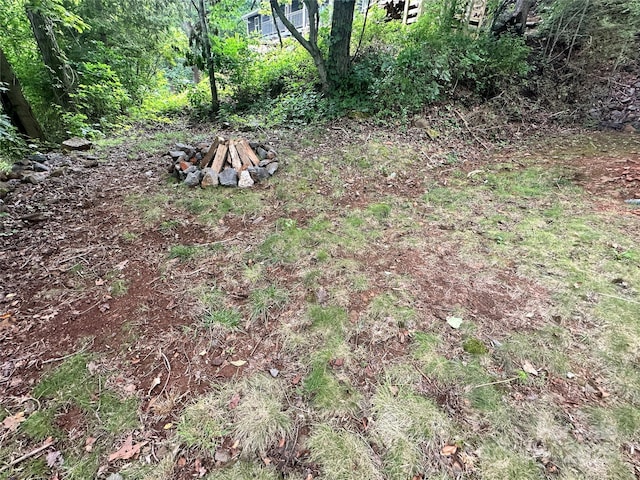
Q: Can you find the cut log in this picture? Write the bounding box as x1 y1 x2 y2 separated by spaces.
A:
228 141 243 171
199 136 222 169
236 140 261 168
211 143 229 174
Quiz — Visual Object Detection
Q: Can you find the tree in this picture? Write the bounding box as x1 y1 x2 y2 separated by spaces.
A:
0 47 45 139
25 1 77 108
270 0 329 92
187 0 220 113
491 0 534 36
327 0 356 85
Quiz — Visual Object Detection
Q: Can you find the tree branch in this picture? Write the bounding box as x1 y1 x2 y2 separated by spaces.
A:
269 0 314 54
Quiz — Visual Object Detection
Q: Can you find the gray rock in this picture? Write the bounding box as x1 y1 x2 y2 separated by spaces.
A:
266 162 279 176
28 153 48 164
50 167 66 178
169 150 185 160
201 168 219 188
248 166 269 182
0 182 11 199
218 167 238 187
269 368 279 378
32 162 50 172
23 172 47 184
185 165 198 174
258 159 274 167
62 137 92 151
214 449 230 463
238 170 255 188
175 143 194 152
83 159 99 168
184 171 200 187
266 150 277 160
256 147 268 160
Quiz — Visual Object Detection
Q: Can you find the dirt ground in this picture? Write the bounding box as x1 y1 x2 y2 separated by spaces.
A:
1 121 639 478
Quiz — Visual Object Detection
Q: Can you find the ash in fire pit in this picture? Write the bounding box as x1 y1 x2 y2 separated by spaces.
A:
167 136 278 188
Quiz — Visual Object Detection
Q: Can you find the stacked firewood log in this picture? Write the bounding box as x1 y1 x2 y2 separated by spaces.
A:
168 137 279 188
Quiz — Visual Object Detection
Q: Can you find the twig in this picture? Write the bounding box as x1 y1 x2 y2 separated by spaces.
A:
42 340 92 364
598 293 640 306
0 437 57 473
454 109 489 150
467 376 520 391
159 349 171 397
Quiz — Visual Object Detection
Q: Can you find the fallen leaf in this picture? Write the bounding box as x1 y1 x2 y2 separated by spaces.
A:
229 393 241 409
177 457 187 467
114 260 129 271
522 361 539 376
108 434 148 462
441 444 457 456
85 436 97 452
2 411 26 432
446 316 463 329
278 437 286 448
229 360 246 367
163 423 173 430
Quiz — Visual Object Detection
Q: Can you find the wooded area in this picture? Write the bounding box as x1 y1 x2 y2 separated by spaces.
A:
1 0 640 157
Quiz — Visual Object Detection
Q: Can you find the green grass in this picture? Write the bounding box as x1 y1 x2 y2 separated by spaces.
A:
248 285 289 324
168 244 201 261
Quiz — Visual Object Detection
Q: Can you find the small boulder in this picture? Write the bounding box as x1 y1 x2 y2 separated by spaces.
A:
169 150 186 160
248 166 270 182
256 147 268 160
23 172 47 185
201 168 219 188
218 167 238 187
266 162 279 176
266 150 277 160
184 171 200 187
238 170 255 188
32 162 50 172
28 153 48 164
62 137 92 151
258 159 274 167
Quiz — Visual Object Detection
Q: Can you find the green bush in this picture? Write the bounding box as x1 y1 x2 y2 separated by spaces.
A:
71 62 130 124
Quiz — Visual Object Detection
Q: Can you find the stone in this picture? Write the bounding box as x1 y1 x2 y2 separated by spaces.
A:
256 147 268 160
623 124 636 134
201 168 219 188
169 150 185 160
175 142 194 152
266 150 277 160
184 171 200 187
83 159 99 168
269 368 279 378
248 166 269 182
238 170 255 188
185 165 198 174
266 162 279 176
0 182 11 199
413 117 429 129
218 167 238 187
32 162 50 172
28 153 48 164
62 137 92 151
23 172 47 184
179 160 190 171
50 167 66 177
258 159 274 167
214 449 230 463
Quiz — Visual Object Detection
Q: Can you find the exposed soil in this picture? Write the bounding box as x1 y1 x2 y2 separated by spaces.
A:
1 120 639 478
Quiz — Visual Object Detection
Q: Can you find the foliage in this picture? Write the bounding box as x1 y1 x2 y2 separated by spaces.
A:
0 108 27 166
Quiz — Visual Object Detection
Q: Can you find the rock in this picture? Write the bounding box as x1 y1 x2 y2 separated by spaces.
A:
0 182 11 199
169 150 185 160
23 172 47 184
266 162 279 176
83 159 99 168
258 159 274 167
256 147 268 160
623 124 636 133
413 117 429 129
214 449 230 463
28 153 48 164
50 167 66 178
185 165 198 174
62 137 92 151
201 168 219 188
179 160 190 171
106 474 123 480
175 143 194 152
269 368 279 378
184 171 200 187
218 167 238 187
266 150 277 160
248 166 269 182
32 162 50 172
238 170 255 188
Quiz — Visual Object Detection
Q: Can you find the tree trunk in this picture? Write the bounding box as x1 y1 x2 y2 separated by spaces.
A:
0 47 45 139
328 0 356 90
270 0 330 93
197 0 219 114
491 0 534 36
26 5 75 108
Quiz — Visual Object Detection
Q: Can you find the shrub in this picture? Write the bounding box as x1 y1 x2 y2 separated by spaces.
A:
71 62 130 124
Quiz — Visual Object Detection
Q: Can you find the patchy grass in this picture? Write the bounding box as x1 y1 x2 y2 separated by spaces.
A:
6 128 640 479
